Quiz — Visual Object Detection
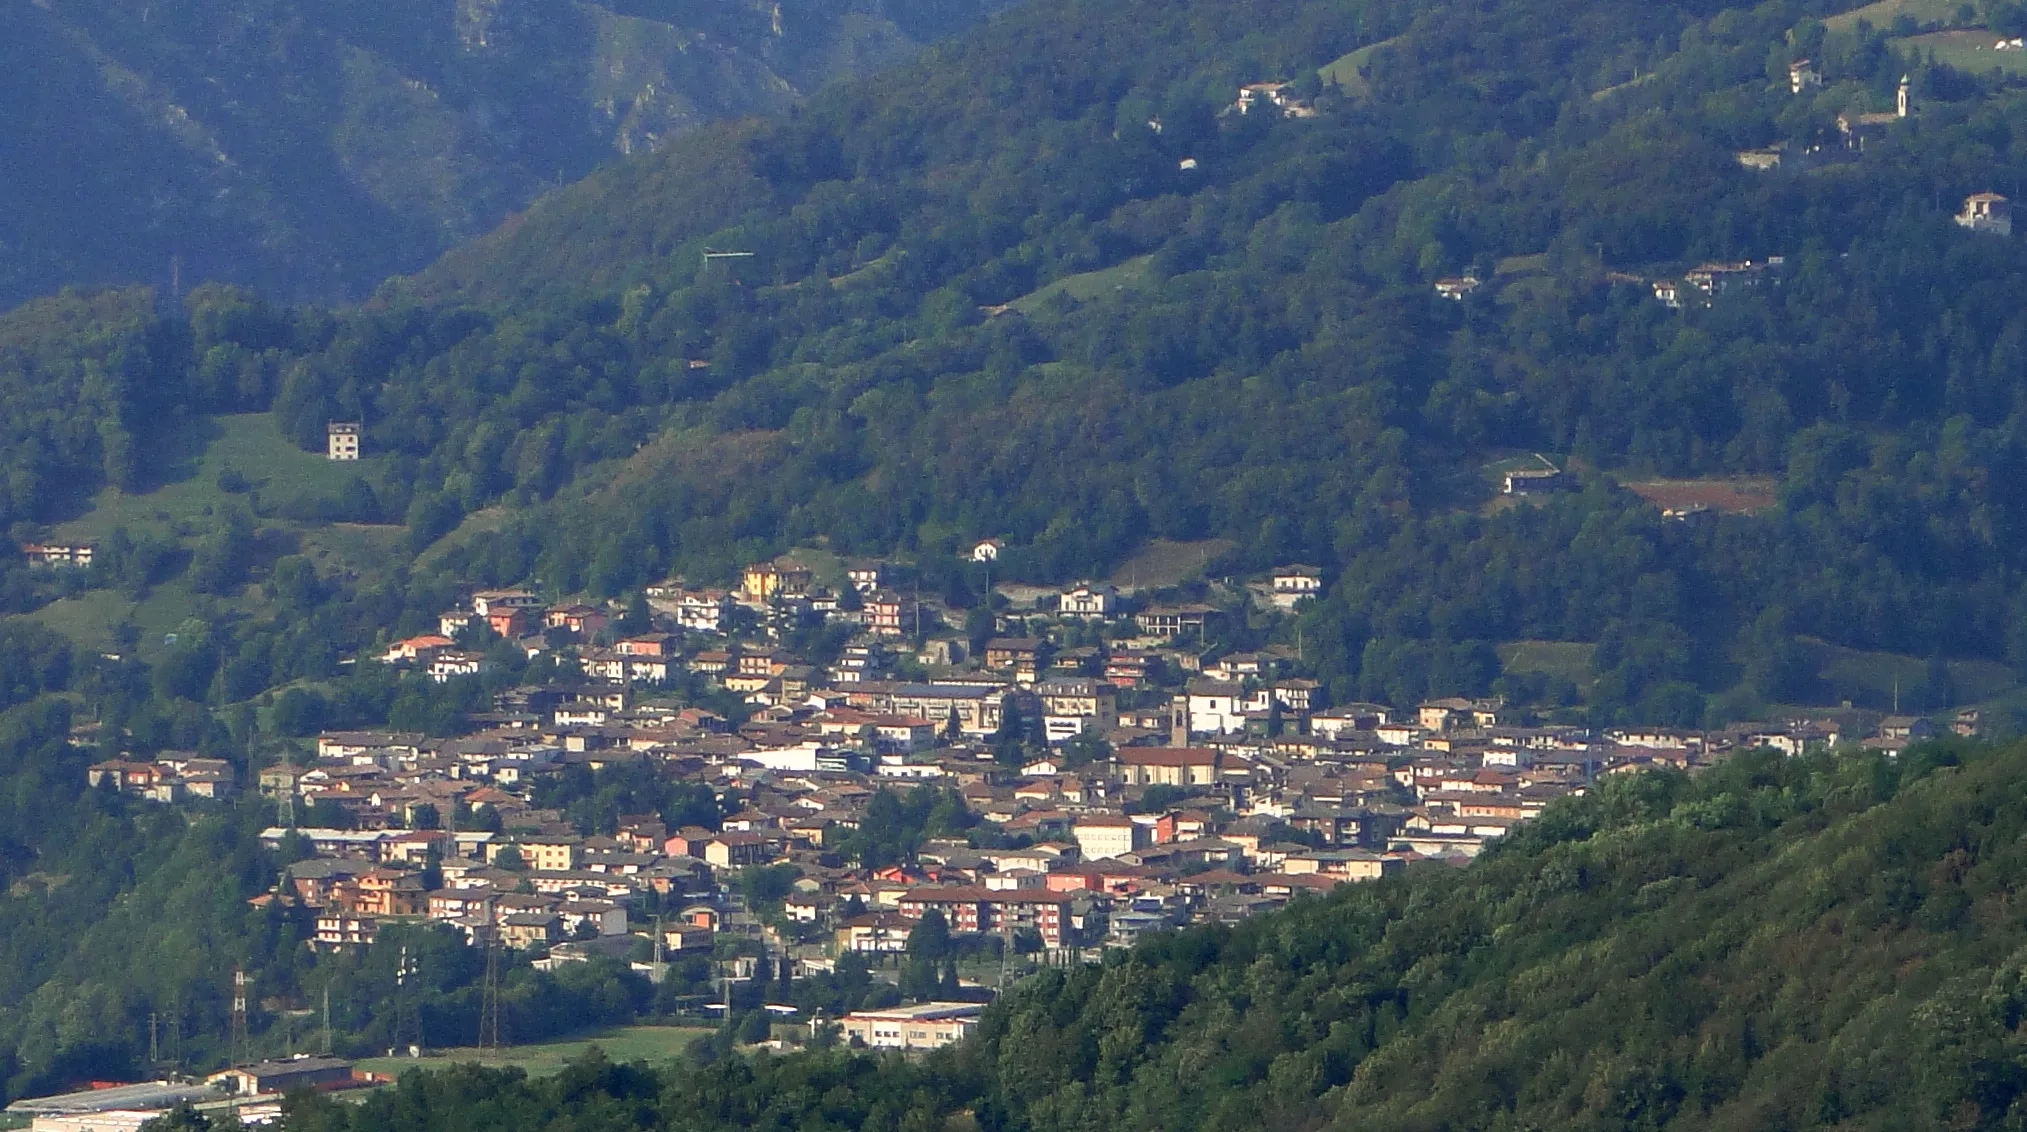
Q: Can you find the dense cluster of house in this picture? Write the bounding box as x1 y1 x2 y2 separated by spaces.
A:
86 554 1977 995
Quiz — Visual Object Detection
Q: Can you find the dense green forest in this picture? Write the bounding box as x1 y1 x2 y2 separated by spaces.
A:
0 0 1018 308
7 0 2027 726
259 738 2027 1131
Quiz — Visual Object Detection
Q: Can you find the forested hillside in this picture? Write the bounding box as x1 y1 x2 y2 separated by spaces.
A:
5 0 2027 1112
269 739 2027 1131
0 0 1017 308
9 0 2027 728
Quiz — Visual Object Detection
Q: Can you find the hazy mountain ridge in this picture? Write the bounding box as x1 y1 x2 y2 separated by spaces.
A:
0 0 1014 310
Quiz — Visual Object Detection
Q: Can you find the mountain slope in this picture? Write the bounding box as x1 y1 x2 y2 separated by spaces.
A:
7 0 2027 731
0 0 1018 309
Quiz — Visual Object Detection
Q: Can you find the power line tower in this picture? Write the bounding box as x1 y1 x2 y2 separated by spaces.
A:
477 935 503 1053
321 985 332 1056
230 969 250 1069
147 1012 160 1069
392 945 423 1057
650 914 666 987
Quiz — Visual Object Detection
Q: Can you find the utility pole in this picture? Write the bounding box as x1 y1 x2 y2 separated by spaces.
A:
147 1012 159 1069
321 985 331 1056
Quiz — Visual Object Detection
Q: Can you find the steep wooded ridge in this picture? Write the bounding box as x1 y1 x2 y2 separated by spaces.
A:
0 0 1015 308
269 740 2027 1131
0 0 2018 726
3 0 2027 725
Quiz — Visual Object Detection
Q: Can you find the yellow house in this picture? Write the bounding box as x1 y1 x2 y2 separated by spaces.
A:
519 836 582 872
742 559 813 602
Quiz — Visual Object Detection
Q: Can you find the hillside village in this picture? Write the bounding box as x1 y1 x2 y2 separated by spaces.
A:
79 549 1976 1013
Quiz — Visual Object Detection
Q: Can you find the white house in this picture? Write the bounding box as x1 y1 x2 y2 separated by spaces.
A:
1058 584 1118 618
1268 566 1322 610
1186 679 1247 735
1958 193 2013 237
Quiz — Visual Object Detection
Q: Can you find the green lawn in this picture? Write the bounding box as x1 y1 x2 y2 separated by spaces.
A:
1590 71 1658 101
355 1026 713 1079
53 413 378 543
24 413 407 658
1497 640 1597 688
1891 29 2027 74
1007 255 1155 314
26 586 211 659
1808 638 2019 712
1318 36 1403 100
1827 0 1972 31
829 252 898 289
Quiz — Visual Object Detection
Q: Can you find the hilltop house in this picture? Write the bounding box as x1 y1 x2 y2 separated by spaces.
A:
1269 565 1322 609
20 542 94 569
327 421 361 461
1234 82 1316 118
1058 583 1118 618
1958 193 2013 237
1433 275 1481 301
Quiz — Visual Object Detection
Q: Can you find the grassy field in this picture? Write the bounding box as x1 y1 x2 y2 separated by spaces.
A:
1008 255 1155 314
1891 29 2027 74
53 414 376 542
1498 640 1597 688
1827 0 1970 31
1318 36 1403 99
1808 639 2019 711
25 413 408 657
1590 71 1659 101
1107 538 1235 592
27 586 211 659
355 1026 712 1079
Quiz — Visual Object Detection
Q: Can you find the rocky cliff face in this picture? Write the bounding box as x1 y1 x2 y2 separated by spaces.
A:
0 0 1015 309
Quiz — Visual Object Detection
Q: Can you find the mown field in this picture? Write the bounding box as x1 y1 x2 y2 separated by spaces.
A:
355 1025 713 1079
